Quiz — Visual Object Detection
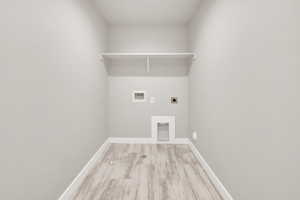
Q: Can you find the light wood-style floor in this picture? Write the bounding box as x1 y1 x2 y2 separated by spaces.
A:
73 144 222 200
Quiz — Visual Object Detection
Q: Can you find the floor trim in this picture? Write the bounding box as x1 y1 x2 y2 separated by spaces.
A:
188 140 234 200
58 138 111 200
108 137 189 144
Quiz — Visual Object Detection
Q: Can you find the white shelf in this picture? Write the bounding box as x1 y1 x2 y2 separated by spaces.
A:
101 52 195 75
101 52 195 59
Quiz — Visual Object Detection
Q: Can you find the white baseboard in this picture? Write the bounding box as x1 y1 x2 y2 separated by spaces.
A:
58 138 111 200
188 140 234 200
108 137 189 144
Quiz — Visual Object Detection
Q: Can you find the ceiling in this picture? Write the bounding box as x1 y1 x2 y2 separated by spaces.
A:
95 0 201 25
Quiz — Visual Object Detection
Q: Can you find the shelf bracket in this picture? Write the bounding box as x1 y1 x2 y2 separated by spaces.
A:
146 56 150 73
192 54 197 61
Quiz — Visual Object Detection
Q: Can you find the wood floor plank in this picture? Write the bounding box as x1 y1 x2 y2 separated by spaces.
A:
72 144 223 200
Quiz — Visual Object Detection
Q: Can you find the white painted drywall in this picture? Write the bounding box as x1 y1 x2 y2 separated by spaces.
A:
107 25 189 138
95 0 201 25
108 24 188 52
0 1 108 199
189 0 300 199
108 77 189 138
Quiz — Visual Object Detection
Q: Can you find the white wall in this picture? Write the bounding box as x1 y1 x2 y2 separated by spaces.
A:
0 1 108 199
108 24 188 52
107 24 190 139
189 0 300 199
108 77 189 138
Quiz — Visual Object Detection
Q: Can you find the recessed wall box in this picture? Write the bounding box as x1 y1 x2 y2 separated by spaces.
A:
132 91 146 102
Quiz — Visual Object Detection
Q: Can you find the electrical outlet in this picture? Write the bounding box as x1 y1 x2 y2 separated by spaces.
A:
171 97 178 104
192 131 198 140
